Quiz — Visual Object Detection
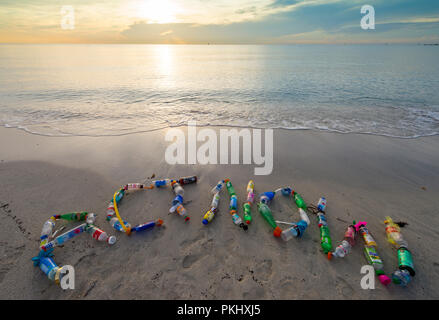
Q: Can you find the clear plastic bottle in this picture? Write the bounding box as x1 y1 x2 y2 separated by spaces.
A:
274 187 291 197
299 208 310 226
41 220 55 238
392 269 411 287
170 203 190 221
86 212 96 225
281 224 299 241
211 180 224 194
211 193 220 209
331 240 351 258
171 181 184 196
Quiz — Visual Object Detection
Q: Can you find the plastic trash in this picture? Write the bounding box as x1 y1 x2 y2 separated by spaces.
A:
260 192 275 204
178 176 198 185
224 179 248 230
203 192 220 225
246 180 255 203
171 180 184 196
211 180 224 194
328 224 356 260
384 216 408 248
152 179 171 188
291 190 307 210
86 224 116 244
257 202 282 237
355 221 391 286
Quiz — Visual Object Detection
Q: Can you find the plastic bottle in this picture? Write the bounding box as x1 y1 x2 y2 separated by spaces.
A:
299 208 310 226
211 193 220 209
355 222 377 247
257 202 282 237
243 202 252 225
392 269 412 287
202 208 217 225
178 176 197 185
40 220 55 247
170 203 190 222
384 216 408 248
355 221 391 286
397 247 415 276
32 250 63 282
110 217 132 232
317 197 326 212
211 180 224 194
224 179 236 196
328 224 356 259
131 219 163 233
57 211 88 222
172 194 183 206
363 246 390 286
171 180 184 196
274 187 292 197
152 179 171 188
41 223 87 251
280 220 308 241
86 212 97 225
246 180 255 203
126 183 143 190
260 192 275 204
291 190 307 210
86 225 116 244
112 189 125 203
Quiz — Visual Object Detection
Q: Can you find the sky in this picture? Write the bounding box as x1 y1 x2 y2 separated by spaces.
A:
0 0 438 44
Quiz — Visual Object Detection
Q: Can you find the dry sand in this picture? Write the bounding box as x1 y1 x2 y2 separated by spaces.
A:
0 126 438 299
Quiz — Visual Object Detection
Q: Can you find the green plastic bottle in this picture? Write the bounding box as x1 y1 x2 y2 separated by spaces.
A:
224 179 236 196
257 202 282 237
58 211 88 221
243 202 252 225
397 247 415 276
292 191 307 210
320 224 332 254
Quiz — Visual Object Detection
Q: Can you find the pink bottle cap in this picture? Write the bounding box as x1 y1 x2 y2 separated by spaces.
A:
378 274 391 286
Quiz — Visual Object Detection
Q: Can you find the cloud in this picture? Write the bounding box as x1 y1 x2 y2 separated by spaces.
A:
1 0 439 43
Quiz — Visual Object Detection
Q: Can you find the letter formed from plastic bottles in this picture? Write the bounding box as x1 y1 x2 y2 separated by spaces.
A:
360 265 375 290
108 183 164 235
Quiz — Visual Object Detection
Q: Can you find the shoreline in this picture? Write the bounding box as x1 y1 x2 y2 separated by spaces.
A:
1 126 438 299
2 123 439 140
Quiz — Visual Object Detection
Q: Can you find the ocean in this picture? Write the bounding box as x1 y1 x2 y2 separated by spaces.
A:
0 44 438 138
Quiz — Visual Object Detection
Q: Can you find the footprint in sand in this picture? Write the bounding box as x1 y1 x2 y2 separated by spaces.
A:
335 276 354 297
182 253 202 268
254 259 273 281
243 286 266 299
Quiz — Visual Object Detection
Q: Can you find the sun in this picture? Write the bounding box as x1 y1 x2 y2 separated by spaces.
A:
137 0 181 24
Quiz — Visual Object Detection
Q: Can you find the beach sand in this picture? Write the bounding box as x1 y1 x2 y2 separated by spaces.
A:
0 126 438 299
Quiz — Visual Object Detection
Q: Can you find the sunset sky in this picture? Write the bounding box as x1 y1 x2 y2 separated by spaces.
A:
1 0 438 44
